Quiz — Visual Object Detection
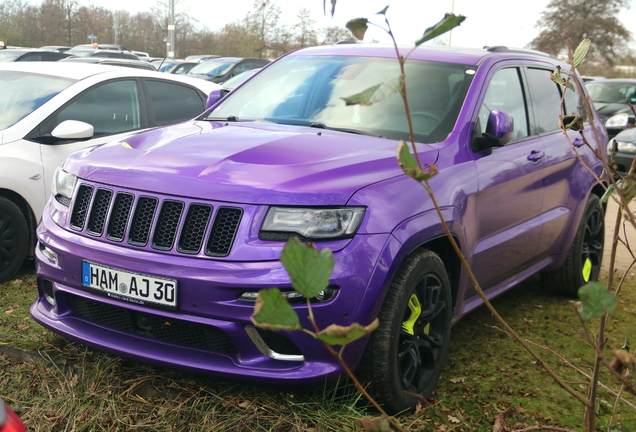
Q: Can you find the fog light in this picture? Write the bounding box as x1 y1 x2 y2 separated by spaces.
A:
41 279 56 306
238 287 338 303
39 242 58 264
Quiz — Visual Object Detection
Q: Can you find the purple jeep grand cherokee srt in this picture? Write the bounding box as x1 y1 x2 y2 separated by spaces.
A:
32 44 607 413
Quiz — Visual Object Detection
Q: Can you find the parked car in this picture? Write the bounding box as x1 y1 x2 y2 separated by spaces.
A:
219 67 261 97
585 78 636 139
132 51 150 60
70 44 130 51
0 398 26 432
0 62 221 282
60 57 157 71
38 45 71 53
607 126 636 174
31 44 607 414
0 49 70 62
184 54 220 62
151 59 200 74
187 57 270 83
65 49 139 60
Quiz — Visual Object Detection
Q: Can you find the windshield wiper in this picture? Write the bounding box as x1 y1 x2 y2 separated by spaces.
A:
206 115 239 122
309 122 382 138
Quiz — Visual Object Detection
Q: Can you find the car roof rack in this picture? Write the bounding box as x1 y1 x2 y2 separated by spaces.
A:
484 46 556 59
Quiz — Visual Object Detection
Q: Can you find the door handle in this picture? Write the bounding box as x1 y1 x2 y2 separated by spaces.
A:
527 150 545 161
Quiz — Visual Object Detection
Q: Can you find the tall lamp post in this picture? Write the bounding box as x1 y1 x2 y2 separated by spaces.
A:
168 0 175 58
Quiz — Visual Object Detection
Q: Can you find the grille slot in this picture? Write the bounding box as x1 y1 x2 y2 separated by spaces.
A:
152 200 185 250
128 197 158 246
106 193 134 242
86 189 113 236
206 207 243 257
70 185 94 231
68 295 238 353
177 204 213 254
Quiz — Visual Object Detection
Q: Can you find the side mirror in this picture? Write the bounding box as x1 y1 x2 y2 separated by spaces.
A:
472 109 514 152
205 89 222 110
51 120 94 141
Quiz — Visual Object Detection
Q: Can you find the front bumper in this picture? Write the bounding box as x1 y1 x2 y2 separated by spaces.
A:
32 202 395 385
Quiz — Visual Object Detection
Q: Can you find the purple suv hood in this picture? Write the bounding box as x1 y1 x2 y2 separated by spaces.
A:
66 121 438 205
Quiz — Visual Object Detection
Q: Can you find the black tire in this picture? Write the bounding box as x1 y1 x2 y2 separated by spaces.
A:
541 194 604 296
356 249 452 414
0 196 29 283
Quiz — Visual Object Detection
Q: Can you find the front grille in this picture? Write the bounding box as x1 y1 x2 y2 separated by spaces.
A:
68 295 238 354
69 183 243 257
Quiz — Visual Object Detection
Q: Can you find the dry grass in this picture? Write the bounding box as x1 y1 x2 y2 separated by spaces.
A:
1 260 635 431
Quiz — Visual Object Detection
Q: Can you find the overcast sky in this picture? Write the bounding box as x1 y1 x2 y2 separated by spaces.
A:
82 0 636 49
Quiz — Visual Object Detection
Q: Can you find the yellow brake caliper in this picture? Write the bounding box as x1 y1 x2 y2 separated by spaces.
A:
402 294 430 335
582 258 592 282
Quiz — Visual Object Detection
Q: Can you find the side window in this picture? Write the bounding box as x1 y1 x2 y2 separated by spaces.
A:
55 80 141 137
564 79 589 121
145 80 204 126
526 68 563 133
232 62 252 76
478 67 529 141
21 54 43 62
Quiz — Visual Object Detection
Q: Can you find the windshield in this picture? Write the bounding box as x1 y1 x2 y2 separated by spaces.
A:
66 50 93 57
189 58 240 77
205 55 474 143
0 71 76 130
586 81 636 104
0 52 20 62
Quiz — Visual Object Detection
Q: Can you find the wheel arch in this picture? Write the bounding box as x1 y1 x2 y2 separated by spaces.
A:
0 188 37 259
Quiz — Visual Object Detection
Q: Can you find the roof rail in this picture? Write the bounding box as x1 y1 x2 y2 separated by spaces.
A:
483 46 556 59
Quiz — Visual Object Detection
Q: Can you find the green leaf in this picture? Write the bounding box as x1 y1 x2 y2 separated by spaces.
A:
280 237 334 299
572 39 591 69
600 184 615 203
577 282 616 320
376 5 389 15
251 288 302 331
415 13 466 46
346 18 369 40
316 319 379 346
341 75 401 106
397 140 438 181
551 66 575 92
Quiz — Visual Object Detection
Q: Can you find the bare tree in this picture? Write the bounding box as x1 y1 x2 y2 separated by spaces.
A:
294 7 318 48
320 25 354 45
529 0 631 69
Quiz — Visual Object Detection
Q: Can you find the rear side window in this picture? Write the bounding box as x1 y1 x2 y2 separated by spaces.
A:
563 79 589 121
145 80 204 126
478 67 529 141
526 68 562 134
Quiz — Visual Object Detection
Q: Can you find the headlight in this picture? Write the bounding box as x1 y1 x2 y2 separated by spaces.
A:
605 112 629 128
51 167 77 206
617 140 636 154
260 207 365 240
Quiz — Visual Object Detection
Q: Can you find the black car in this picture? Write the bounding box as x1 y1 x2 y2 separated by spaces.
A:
186 57 270 83
0 49 70 62
59 57 157 70
586 78 636 139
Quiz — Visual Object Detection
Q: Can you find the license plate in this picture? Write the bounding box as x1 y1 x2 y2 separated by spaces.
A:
81 261 177 309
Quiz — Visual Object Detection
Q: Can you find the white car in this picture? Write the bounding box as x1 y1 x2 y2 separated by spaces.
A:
0 62 221 282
